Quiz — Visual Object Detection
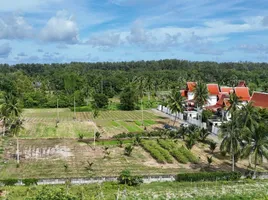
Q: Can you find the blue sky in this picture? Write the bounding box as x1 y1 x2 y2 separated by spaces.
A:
0 0 268 64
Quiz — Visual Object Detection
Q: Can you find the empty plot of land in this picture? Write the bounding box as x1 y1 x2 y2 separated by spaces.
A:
20 121 95 139
0 139 190 179
22 109 169 137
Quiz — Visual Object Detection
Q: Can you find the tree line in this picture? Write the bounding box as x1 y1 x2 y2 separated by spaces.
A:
0 59 268 109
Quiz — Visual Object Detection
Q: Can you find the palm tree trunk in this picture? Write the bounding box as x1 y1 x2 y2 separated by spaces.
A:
254 154 257 178
141 98 144 127
16 137 20 164
173 114 177 126
231 139 234 172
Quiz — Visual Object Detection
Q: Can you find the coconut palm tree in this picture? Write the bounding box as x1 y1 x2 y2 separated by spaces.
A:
133 76 146 127
193 81 208 126
167 90 184 126
10 118 23 164
241 124 268 176
239 102 260 132
220 113 242 171
227 93 240 116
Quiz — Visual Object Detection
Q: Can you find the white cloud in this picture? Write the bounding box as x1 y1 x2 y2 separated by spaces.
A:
0 14 33 39
86 32 122 48
0 43 12 58
40 10 78 44
17 52 28 57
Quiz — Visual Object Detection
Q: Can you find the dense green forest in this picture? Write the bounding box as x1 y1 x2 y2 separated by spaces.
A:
0 60 268 109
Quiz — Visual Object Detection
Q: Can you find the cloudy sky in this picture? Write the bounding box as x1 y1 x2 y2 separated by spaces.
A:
0 0 268 64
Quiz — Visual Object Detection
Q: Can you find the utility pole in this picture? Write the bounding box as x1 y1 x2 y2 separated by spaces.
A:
57 98 59 121
73 96 76 120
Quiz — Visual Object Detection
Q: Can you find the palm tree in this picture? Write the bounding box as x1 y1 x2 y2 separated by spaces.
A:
193 81 209 127
92 107 99 150
226 93 240 118
220 113 241 171
133 76 146 127
167 90 184 126
239 102 260 132
241 124 268 176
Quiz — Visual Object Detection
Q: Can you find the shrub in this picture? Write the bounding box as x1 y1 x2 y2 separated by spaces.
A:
170 149 188 164
1 179 18 186
140 140 167 163
93 93 109 109
176 172 242 182
22 178 38 186
124 145 134 156
157 139 198 164
118 170 143 186
179 146 199 164
78 133 84 140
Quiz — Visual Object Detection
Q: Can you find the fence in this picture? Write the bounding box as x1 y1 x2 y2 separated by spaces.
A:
1 175 177 186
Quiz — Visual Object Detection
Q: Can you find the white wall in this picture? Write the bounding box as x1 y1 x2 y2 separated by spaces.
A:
188 92 194 100
207 95 217 106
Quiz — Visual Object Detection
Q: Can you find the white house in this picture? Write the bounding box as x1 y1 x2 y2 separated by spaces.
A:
207 84 220 106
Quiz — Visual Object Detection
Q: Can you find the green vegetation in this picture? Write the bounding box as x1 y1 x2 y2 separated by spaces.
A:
140 140 173 164
157 139 198 164
176 172 241 182
1 180 268 199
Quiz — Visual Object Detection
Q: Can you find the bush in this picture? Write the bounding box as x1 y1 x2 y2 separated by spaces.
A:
1 179 18 186
179 146 199 164
140 140 167 163
157 139 198 164
118 170 143 186
22 178 38 186
176 172 242 182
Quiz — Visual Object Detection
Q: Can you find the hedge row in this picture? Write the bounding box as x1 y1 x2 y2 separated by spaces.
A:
140 140 173 163
0 178 38 186
157 139 198 164
176 172 242 182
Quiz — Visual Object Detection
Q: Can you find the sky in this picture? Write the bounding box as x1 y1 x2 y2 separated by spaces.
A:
0 0 268 64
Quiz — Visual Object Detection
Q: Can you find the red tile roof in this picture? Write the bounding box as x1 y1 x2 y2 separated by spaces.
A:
220 87 233 94
205 93 229 112
180 90 187 97
237 81 246 87
207 84 220 95
250 92 268 108
187 82 196 92
234 87 250 101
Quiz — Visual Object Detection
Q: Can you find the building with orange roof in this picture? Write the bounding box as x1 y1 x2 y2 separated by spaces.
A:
207 84 220 106
237 80 246 87
220 87 233 94
250 92 268 109
234 87 250 103
186 82 196 101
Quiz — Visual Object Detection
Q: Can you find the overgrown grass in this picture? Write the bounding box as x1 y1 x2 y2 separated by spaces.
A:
1 180 268 200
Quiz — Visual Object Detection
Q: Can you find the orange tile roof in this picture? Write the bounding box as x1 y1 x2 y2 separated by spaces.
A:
234 87 250 101
207 84 220 95
186 82 196 92
180 90 187 97
205 93 229 112
250 92 268 108
220 87 233 93
237 81 246 87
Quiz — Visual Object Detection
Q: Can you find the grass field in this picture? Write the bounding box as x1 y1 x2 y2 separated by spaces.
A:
22 108 169 138
1 180 268 199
